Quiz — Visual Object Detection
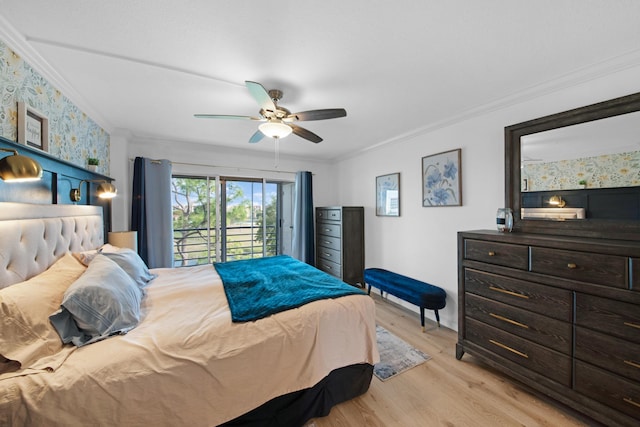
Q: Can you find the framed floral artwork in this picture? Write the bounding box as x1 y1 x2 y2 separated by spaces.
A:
422 149 461 207
376 172 400 216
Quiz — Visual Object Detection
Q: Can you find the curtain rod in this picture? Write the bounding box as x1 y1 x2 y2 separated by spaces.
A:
129 158 299 175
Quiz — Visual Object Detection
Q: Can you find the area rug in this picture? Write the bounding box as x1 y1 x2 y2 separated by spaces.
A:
374 325 431 381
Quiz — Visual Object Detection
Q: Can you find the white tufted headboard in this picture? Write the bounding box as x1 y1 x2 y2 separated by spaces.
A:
0 202 104 289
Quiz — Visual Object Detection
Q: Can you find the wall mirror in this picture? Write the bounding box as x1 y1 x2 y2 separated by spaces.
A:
505 92 640 241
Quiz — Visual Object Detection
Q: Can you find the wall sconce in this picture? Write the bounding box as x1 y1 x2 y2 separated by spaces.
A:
0 148 43 182
70 180 117 202
549 195 566 208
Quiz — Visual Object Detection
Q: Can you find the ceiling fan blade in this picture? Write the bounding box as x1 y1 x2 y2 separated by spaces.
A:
249 130 266 143
290 124 322 143
288 108 347 122
194 114 262 120
245 81 277 113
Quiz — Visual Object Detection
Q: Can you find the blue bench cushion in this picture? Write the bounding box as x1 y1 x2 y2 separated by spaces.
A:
364 268 446 310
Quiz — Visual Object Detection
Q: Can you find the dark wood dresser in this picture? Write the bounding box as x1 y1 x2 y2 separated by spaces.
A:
315 206 364 286
457 230 640 427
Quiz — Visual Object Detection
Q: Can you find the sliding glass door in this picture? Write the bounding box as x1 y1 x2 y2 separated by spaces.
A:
172 175 289 266
172 176 216 267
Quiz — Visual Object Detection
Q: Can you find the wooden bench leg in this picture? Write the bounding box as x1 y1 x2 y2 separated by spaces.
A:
434 309 441 327
420 308 425 332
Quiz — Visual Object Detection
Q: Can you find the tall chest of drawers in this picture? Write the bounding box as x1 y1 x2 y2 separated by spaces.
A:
315 206 364 286
457 230 640 427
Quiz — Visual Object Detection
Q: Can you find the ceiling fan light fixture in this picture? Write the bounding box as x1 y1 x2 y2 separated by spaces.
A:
259 120 292 139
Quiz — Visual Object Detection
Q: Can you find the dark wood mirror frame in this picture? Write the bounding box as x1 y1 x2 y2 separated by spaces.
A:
505 91 640 241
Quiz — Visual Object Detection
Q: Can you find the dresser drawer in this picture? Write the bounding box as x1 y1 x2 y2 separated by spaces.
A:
464 239 528 269
316 235 341 251
316 258 341 278
317 246 341 264
317 222 341 238
575 361 640 421
576 293 640 344
465 317 571 386
576 326 640 382
464 269 572 322
316 208 341 221
466 293 571 354
530 246 628 289
633 258 640 292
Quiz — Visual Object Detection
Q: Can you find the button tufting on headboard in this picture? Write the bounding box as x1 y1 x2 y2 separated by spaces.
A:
0 203 104 289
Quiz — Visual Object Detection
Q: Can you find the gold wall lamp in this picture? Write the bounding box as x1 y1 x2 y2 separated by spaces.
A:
0 148 43 182
70 180 117 202
549 195 566 208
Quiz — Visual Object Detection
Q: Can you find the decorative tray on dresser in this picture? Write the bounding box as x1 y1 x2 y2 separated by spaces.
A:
457 230 640 427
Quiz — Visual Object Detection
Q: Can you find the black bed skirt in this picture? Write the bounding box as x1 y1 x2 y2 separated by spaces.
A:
220 363 374 427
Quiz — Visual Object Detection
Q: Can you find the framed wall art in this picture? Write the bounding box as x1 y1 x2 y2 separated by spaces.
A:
422 148 461 207
376 172 400 216
17 102 49 152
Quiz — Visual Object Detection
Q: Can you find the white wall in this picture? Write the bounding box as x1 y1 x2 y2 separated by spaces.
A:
108 136 336 228
333 64 640 331
108 64 640 332
109 131 133 232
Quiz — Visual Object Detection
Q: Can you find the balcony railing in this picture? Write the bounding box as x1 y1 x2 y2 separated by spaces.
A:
173 225 277 267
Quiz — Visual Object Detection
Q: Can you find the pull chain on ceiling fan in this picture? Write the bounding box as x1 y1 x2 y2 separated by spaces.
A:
195 81 347 144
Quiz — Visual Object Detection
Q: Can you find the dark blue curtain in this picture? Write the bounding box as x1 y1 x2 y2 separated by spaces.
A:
131 158 147 263
131 157 173 268
292 171 314 265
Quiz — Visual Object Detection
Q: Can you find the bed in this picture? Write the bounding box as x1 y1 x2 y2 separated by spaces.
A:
0 202 379 427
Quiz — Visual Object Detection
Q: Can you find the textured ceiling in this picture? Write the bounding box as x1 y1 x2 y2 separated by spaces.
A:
1 0 640 160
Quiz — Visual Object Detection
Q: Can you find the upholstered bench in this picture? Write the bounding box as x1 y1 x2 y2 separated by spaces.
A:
364 268 446 331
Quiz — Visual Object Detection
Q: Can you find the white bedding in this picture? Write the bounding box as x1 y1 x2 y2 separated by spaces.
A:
0 263 379 426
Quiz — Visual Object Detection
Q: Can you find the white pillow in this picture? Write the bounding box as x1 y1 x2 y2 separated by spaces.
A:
72 243 120 266
49 255 144 347
0 254 86 369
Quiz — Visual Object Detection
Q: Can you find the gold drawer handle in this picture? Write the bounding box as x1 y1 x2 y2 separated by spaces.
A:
567 263 577 269
324 253 332 257
624 321 640 330
489 339 529 358
623 397 640 409
489 286 529 299
488 251 496 256
624 360 640 370
490 313 529 329
324 228 331 232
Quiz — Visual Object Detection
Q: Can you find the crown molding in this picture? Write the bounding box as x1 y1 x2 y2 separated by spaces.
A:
0 14 113 133
344 48 640 161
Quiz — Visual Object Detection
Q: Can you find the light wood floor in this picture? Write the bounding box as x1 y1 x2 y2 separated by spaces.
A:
308 294 597 427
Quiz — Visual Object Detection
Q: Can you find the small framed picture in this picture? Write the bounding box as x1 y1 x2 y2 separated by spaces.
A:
17 102 49 152
422 148 462 207
376 173 400 216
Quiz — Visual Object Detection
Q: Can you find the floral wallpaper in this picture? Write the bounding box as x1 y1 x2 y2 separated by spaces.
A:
0 39 110 174
522 150 640 191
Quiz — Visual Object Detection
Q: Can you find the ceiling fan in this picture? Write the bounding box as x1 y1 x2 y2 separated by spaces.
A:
195 81 347 144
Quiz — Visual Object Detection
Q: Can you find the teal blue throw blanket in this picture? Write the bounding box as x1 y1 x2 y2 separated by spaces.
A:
214 255 364 322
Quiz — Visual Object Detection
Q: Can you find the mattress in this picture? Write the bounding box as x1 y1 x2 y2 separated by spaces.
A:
0 263 379 426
